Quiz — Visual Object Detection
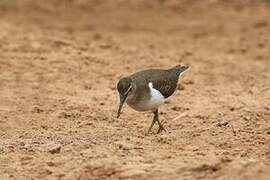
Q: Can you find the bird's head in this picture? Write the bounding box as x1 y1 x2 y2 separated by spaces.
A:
116 77 134 118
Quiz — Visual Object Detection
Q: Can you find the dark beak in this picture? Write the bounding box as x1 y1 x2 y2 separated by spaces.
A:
117 94 128 118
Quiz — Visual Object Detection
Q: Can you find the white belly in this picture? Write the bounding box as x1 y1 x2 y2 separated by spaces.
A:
127 82 165 111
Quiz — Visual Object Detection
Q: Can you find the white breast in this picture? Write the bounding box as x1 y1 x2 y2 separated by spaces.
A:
147 82 165 108
127 82 165 111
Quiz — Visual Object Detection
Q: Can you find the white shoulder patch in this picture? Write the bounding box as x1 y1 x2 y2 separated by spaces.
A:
147 82 165 109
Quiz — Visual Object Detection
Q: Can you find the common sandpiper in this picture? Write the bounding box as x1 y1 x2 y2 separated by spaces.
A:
116 64 189 134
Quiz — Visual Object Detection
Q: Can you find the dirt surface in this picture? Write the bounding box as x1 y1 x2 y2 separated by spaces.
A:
0 1 270 179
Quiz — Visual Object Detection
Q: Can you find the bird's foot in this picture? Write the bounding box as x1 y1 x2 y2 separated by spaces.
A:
157 125 166 134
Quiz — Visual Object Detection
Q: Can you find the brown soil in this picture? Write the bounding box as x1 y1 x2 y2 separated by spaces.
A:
0 1 269 180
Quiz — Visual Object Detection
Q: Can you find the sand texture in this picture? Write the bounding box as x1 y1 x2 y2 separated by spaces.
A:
0 1 269 179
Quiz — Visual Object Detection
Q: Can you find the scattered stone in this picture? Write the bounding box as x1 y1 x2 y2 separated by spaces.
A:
171 106 181 111
93 33 102 40
47 162 55 166
243 116 251 121
48 144 61 154
217 121 229 127
177 84 185 90
32 106 44 113
253 21 268 29
84 84 92 90
191 163 220 172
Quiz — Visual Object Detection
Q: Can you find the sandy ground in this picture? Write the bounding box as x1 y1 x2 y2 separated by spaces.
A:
0 1 270 179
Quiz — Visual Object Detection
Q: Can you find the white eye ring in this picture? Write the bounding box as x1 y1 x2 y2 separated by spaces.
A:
125 85 132 95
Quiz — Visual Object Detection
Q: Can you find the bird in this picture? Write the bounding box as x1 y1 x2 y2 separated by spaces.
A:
116 64 189 134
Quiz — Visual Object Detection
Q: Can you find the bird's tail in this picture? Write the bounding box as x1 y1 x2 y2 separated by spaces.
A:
171 64 189 76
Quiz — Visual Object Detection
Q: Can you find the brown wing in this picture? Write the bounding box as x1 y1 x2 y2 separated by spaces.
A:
150 76 178 98
131 69 179 99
